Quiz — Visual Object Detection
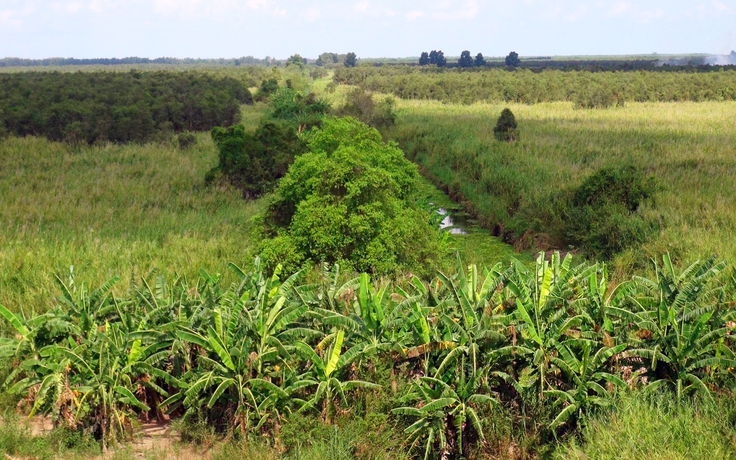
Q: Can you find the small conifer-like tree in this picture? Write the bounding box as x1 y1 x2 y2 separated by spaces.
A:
493 108 519 142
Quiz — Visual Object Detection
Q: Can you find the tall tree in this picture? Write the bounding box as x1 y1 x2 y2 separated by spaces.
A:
458 50 474 68
287 54 305 68
505 51 521 67
419 52 430 66
474 53 486 66
344 52 358 68
429 50 447 67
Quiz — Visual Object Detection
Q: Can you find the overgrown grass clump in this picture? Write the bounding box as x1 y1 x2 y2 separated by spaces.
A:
556 393 736 460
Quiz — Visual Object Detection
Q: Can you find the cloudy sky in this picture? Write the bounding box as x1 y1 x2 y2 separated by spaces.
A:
1 0 734 59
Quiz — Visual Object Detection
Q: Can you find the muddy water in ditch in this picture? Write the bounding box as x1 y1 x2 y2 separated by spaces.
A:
437 208 468 235
420 178 531 265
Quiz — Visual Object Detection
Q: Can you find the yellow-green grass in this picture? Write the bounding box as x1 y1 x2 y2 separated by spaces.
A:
387 99 736 276
0 132 265 315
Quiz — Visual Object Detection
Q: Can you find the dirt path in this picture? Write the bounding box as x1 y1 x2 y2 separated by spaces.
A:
6 417 213 460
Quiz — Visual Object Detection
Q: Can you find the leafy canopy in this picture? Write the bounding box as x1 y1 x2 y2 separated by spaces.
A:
262 116 441 274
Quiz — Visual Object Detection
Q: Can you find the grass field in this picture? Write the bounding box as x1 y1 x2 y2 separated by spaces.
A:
387 99 736 276
0 97 522 315
0 133 264 315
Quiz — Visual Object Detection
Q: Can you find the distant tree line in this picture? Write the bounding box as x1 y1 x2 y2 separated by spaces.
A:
0 70 251 144
334 66 736 105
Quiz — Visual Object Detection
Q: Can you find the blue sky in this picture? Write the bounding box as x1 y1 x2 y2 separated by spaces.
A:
1 0 734 59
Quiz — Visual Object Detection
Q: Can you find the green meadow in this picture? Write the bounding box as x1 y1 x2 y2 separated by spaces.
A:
387 99 736 277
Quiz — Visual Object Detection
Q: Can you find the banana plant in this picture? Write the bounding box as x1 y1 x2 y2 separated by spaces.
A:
544 341 627 430
434 263 507 377
503 252 597 398
318 273 412 361
393 363 499 460
294 329 380 422
625 254 736 399
15 322 160 452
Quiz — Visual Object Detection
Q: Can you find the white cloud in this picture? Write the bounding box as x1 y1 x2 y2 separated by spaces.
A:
303 6 321 21
52 1 84 13
610 2 631 15
0 4 36 30
713 1 728 12
406 10 424 21
430 0 480 20
354 1 370 14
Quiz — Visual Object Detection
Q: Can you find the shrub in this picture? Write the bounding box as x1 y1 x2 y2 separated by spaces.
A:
210 121 306 198
572 165 657 212
177 131 197 150
335 87 396 129
261 117 440 275
256 78 280 102
564 165 658 258
269 87 330 130
493 108 519 142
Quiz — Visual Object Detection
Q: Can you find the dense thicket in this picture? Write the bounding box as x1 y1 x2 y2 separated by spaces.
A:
334 67 736 105
208 88 328 197
0 252 733 457
0 71 250 144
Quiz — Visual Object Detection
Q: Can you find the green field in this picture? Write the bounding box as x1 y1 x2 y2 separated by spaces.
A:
386 99 736 277
1 67 736 460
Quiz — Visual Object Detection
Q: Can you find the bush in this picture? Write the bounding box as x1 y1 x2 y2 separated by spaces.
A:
261 117 440 275
493 108 519 142
564 165 658 258
269 87 330 130
177 131 197 150
572 165 657 212
256 78 280 102
210 121 306 198
335 87 396 129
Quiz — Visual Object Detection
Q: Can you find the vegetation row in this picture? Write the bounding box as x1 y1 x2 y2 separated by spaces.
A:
0 251 734 458
334 66 736 106
0 71 251 144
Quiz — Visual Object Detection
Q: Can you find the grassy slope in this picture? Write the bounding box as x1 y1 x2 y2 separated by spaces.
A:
388 100 736 276
0 106 268 313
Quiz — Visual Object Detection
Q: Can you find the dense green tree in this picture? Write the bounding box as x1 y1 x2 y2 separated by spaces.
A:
429 50 447 67
419 52 430 66
474 53 486 66
344 52 358 68
262 116 440 274
287 54 305 68
505 51 521 67
256 78 280 101
458 50 474 68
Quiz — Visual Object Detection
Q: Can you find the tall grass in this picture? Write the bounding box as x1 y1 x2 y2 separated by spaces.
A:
387 100 736 276
0 133 263 314
555 393 736 460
